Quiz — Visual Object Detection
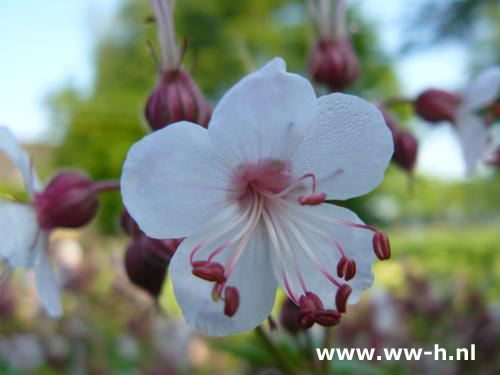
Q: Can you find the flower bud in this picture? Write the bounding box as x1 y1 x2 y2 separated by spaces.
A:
145 68 211 131
124 234 180 298
35 171 99 230
280 298 303 334
223 286 239 317
309 39 360 92
414 89 461 123
393 131 418 172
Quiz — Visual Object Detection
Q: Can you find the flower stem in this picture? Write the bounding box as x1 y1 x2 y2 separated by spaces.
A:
254 326 299 375
93 180 120 193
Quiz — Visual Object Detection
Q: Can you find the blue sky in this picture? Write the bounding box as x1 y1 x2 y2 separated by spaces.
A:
0 0 473 178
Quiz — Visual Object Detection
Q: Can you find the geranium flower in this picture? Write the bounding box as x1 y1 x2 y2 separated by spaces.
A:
0 126 61 316
0 127 101 316
415 66 500 174
121 58 393 336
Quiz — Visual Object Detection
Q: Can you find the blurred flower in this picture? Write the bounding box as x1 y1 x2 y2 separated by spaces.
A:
414 66 500 174
145 0 211 131
308 0 360 91
0 334 44 371
121 58 393 335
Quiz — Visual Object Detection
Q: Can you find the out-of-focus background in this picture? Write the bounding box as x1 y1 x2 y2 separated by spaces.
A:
0 0 499 374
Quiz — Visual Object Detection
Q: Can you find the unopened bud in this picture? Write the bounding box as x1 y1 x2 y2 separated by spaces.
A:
414 89 461 123
223 286 239 317
124 236 170 298
191 260 226 283
373 231 391 260
393 131 418 172
35 171 98 230
335 284 352 313
145 68 211 131
309 39 360 92
280 298 303 334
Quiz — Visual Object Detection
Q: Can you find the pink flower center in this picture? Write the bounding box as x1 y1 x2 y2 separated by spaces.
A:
188 159 389 320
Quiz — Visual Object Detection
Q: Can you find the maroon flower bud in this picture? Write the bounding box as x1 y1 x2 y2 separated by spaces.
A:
35 171 99 230
124 234 180 298
280 298 303 334
223 286 239 317
414 89 461 123
191 260 226 283
145 68 211 131
309 39 360 92
393 131 418 172
373 231 391 260
314 309 341 326
120 210 142 238
335 284 352 313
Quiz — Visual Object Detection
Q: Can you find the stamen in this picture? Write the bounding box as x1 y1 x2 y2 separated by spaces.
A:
267 209 308 294
314 309 341 326
279 214 342 288
223 286 240 317
261 209 299 303
373 231 391 260
298 192 327 205
335 284 352 313
191 261 226 283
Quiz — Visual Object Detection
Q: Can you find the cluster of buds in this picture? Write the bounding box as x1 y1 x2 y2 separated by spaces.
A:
308 0 360 91
381 108 419 173
35 171 100 230
145 0 211 131
121 211 182 298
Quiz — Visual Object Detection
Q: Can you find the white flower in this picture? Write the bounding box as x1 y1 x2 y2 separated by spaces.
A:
0 126 62 317
455 67 500 174
121 58 393 336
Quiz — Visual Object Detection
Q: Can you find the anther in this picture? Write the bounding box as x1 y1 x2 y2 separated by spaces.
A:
344 259 356 281
192 260 226 283
299 291 324 312
337 256 348 278
223 286 240 317
335 284 352 313
314 309 341 326
373 231 391 260
298 192 327 205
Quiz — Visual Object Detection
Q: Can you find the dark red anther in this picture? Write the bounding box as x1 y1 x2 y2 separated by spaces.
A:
335 284 352 313
337 256 348 278
344 259 356 281
299 291 324 312
314 309 341 326
298 192 327 205
280 298 303 334
192 260 226 283
298 311 315 329
373 231 391 260
414 89 461 123
223 286 239 317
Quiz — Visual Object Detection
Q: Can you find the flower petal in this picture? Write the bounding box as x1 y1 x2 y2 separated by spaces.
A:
208 58 317 167
268 202 376 308
0 126 41 195
35 234 62 318
121 122 233 239
169 205 278 336
455 111 487 175
462 66 500 112
0 200 39 268
291 93 393 200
